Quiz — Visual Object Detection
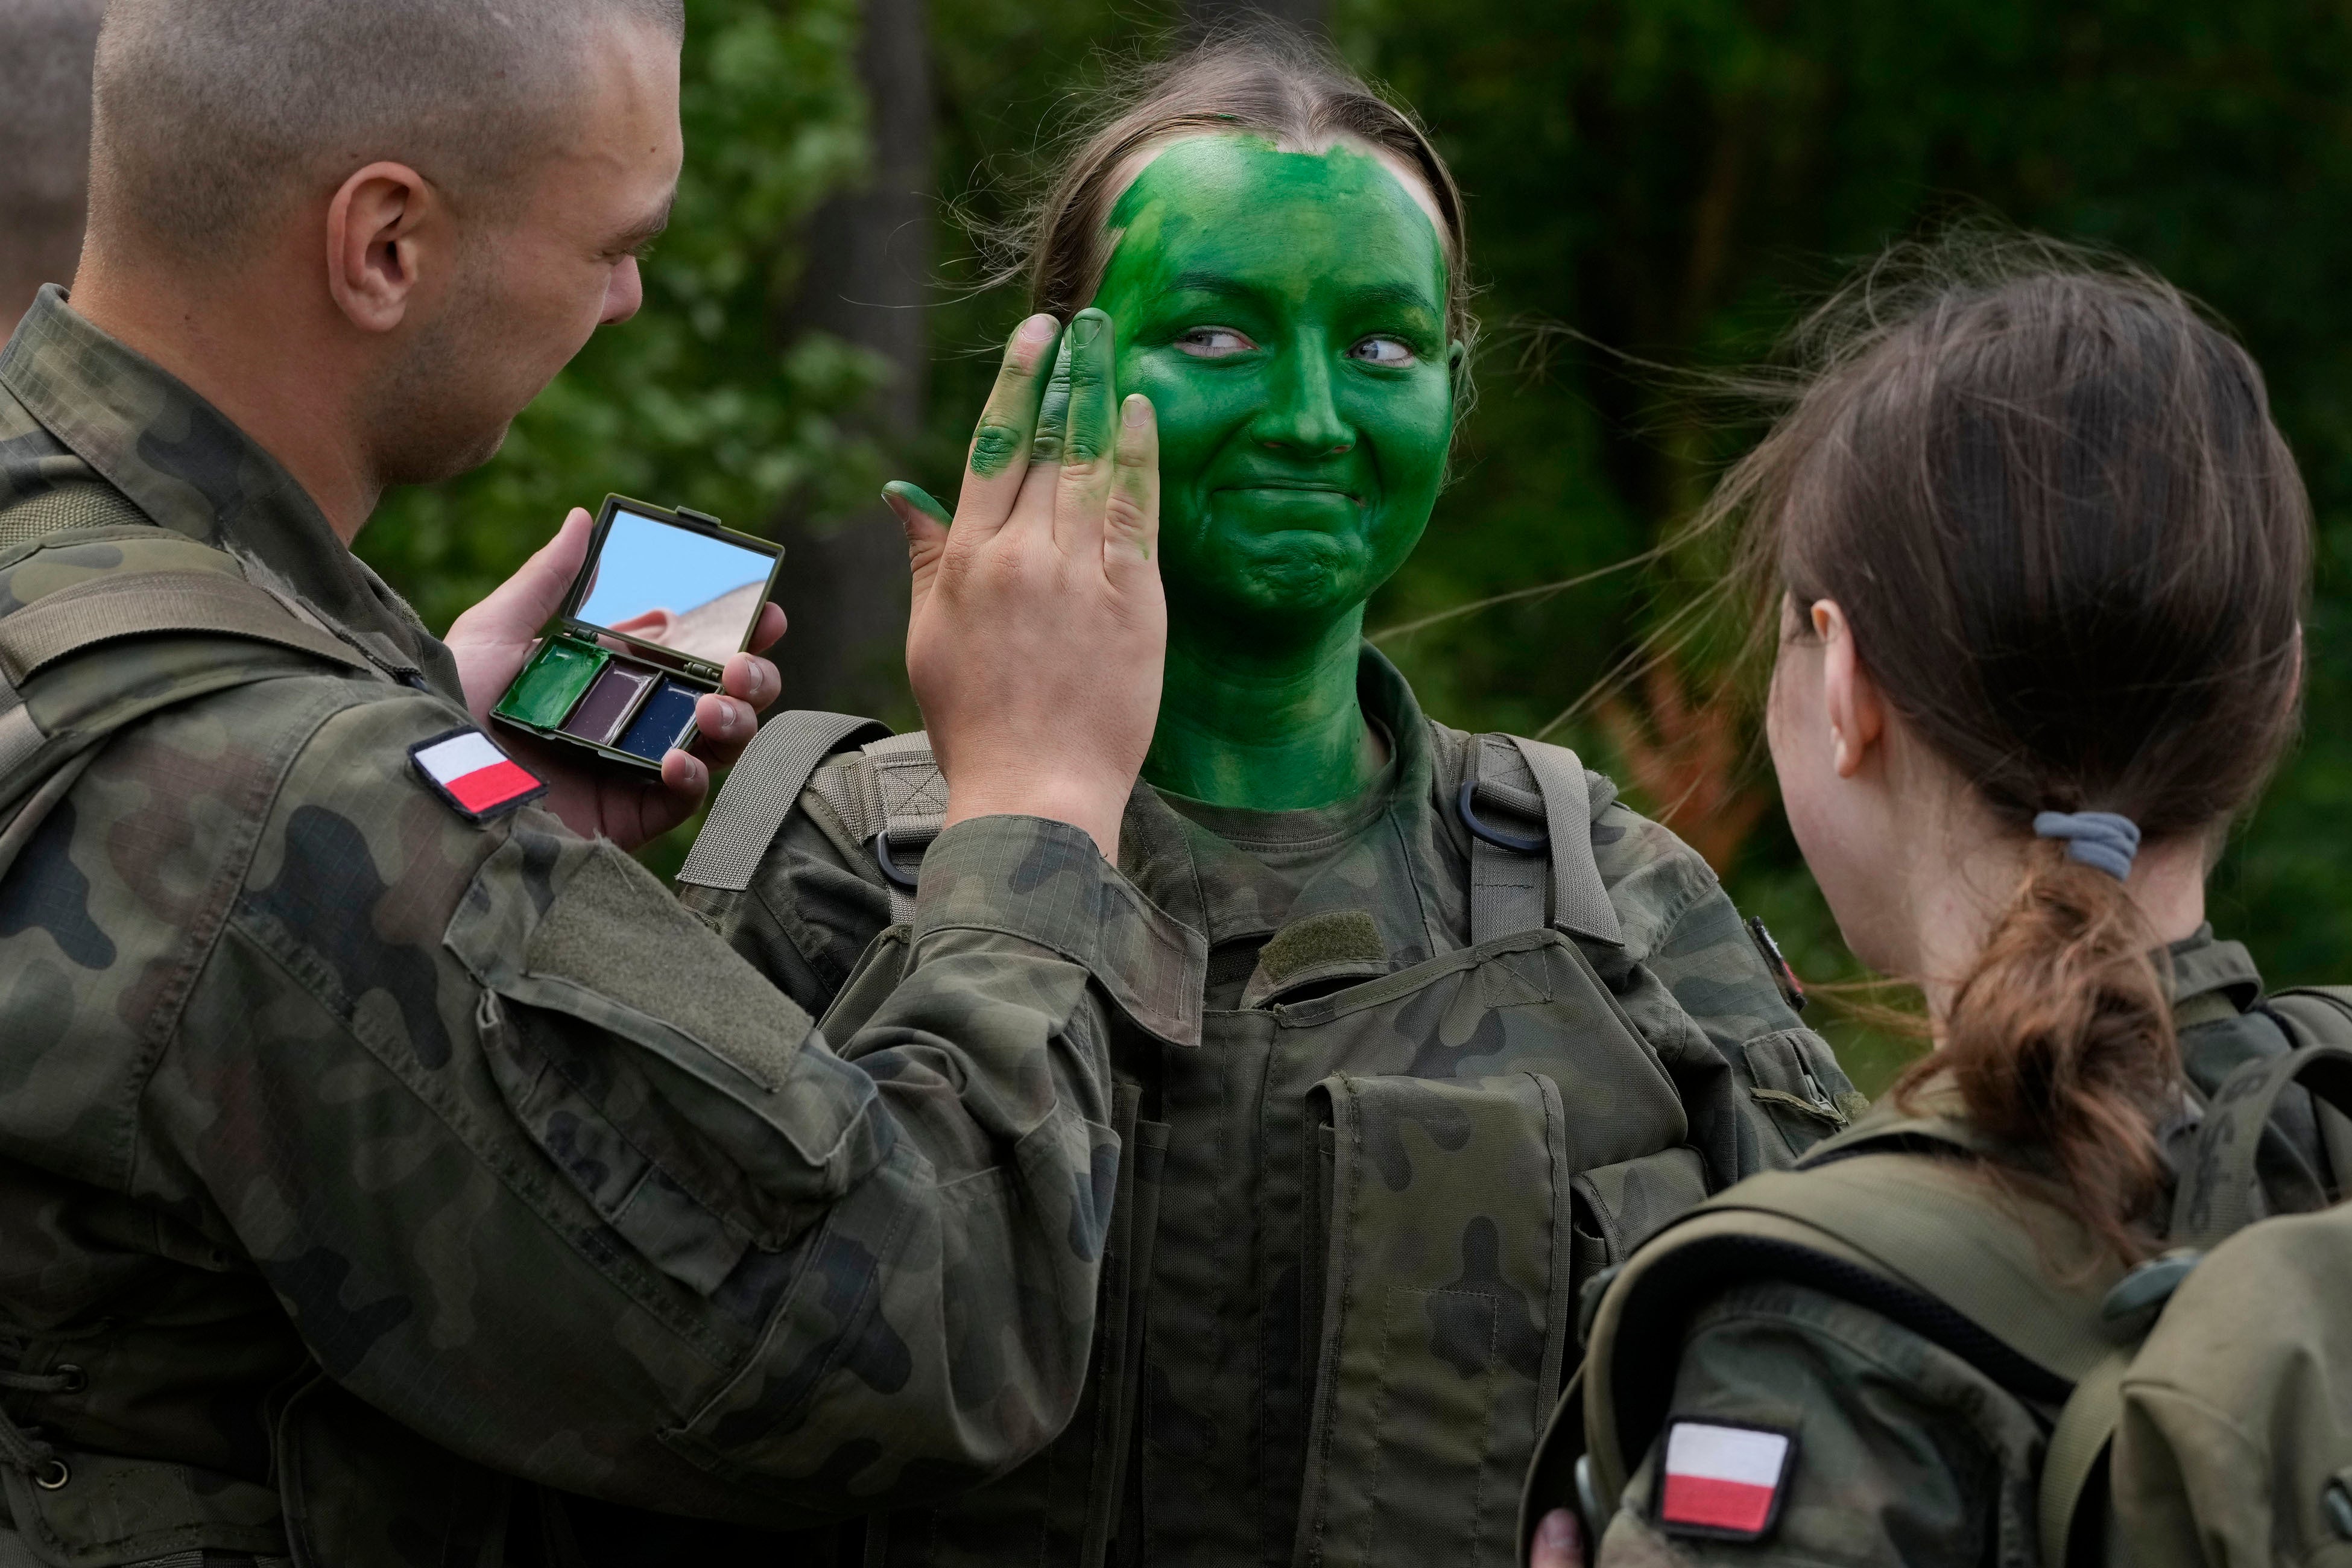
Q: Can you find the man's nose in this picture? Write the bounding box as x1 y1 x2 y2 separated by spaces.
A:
603 257 646 326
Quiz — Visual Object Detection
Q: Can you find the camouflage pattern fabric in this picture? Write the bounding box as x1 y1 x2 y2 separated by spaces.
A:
710 646 1860 1568
1587 931 2331 1567
0 286 1199 1566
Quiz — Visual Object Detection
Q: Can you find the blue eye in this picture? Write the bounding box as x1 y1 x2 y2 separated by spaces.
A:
1176 327 1256 358
1348 336 1418 367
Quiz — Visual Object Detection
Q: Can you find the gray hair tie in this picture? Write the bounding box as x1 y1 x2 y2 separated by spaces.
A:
2032 811 2141 882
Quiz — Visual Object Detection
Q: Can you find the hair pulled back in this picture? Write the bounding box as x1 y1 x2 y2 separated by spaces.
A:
1722 237 2310 1256
1004 25 1473 355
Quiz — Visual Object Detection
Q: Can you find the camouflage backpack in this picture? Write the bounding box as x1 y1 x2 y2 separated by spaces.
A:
1529 993 2352 1567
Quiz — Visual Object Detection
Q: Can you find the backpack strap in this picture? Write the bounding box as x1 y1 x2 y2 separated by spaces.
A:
2031 1041 2352 1566
675 710 892 896
1460 733 1622 947
2255 987 2352 1192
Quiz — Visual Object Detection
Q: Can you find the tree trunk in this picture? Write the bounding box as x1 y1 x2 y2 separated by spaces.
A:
770 0 932 720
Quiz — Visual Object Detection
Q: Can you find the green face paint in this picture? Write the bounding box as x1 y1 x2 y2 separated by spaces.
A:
493 635 608 729
1088 135 1459 807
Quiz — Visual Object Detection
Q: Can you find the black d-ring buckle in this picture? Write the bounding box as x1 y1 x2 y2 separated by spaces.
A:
870 830 922 891
1457 780 1547 855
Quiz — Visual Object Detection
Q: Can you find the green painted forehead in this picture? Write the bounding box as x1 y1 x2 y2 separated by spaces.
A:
1096 134 1450 309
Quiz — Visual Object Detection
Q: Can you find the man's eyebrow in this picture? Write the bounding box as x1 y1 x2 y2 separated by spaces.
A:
613 198 675 251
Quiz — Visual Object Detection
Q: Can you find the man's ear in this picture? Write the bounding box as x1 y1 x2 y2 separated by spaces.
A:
326 162 439 334
1814 598 1886 779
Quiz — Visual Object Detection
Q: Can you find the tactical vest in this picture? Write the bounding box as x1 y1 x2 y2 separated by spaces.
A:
1535 993 2352 1568
682 713 1762 1568
0 485 402 1568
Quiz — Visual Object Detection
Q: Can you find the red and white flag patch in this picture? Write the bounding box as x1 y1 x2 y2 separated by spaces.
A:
1657 1419 1796 1541
409 728 546 822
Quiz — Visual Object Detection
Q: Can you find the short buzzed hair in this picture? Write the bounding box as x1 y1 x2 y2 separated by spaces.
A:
89 0 684 266
1 0 105 329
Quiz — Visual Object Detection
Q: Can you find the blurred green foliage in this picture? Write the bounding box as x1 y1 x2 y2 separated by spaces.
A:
361 0 2352 1096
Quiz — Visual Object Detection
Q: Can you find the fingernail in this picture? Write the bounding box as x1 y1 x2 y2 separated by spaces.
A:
1070 312 1103 346
1017 313 1058 347
1124 394 1151 427
1538 1513 1575 1548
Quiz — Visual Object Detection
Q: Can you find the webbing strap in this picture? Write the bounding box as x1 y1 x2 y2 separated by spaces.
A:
675 710 891 892
0 570 378 686
1465 734 1623 947
2038 1348 2131 1568
1513 736 1622 947
2172 1042 2352 1249
1468 736 1546 943
862 732 947 926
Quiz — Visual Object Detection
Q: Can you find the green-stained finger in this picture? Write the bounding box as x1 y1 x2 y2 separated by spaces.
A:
884 480 953 528
1029 331 1077 467
1058 308 1119 466
968 314 1062 480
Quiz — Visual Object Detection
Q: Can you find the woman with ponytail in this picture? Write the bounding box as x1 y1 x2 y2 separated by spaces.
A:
1525 238 2333 1566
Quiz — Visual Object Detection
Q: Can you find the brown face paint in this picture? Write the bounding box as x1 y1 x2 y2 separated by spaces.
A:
561 665 657 745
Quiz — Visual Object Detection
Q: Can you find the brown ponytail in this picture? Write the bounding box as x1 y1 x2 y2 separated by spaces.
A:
1712 236 2311 1256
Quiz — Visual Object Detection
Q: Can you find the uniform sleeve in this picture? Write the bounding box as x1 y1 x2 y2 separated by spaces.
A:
1588 796 1864 1177
1598 1282 2040 1567
157 691 1201 1527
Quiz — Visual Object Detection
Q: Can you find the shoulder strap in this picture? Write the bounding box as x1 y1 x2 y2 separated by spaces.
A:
2259 989 2352 1192
0 567 376 687
675 710 893 894
1461 733 1622 947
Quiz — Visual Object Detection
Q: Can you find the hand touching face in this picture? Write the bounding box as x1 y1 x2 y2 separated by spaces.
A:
1089 136 1459 637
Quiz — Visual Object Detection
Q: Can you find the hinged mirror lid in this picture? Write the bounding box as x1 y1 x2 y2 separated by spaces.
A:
557 495 785 679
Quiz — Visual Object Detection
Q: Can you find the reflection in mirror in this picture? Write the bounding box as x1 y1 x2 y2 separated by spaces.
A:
575 510 773 663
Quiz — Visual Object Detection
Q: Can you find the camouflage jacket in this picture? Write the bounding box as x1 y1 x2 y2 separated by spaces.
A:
0 286 1195 1566
1589 931 2333 1568
709 648 1860 1568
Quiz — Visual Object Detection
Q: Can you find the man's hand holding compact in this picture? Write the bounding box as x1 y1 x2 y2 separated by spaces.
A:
446 504 788 849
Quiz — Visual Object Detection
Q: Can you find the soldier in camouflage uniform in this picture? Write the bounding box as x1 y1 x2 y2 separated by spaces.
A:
1524 255 2331 1565
680 34 1858 1568
0 0 1178 1561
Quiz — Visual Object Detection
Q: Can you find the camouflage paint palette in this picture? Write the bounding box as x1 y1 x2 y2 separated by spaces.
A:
488 495 783 774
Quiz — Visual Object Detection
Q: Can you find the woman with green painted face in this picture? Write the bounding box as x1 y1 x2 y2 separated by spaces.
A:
681 29 1857 1568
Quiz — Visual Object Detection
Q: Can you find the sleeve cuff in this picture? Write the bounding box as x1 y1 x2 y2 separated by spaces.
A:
912 814 1206 1048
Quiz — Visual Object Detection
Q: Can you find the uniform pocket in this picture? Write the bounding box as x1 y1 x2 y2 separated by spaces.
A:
449 836 887 1296
1742 1029 1865 1157
1294 1073 1573 1568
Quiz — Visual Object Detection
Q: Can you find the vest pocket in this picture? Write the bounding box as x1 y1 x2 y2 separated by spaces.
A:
1294 1072 1573 1568
1567 1145 1710 1278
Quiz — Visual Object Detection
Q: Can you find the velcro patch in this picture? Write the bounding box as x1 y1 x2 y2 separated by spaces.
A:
1657 1418 1796 1541
409 727 546 822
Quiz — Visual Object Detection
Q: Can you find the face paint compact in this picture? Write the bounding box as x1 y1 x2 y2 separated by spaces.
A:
490 495 783 774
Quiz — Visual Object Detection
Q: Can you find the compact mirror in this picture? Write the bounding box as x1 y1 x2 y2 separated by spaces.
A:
575 507 779 666
490 495 784 774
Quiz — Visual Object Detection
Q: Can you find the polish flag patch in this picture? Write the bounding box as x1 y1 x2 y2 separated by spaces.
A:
409 727 546 822
1657 1419 1796 1541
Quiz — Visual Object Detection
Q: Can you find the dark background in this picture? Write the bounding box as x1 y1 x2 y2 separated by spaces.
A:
18 0 2349 1092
